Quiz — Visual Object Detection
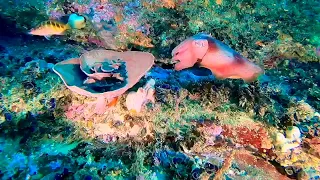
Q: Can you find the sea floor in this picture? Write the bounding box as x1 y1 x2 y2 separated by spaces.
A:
0 35 320 180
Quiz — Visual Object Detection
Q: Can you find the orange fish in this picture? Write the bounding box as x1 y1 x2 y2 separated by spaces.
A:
172 33 263 82
107 97 119 108
28 21 70 40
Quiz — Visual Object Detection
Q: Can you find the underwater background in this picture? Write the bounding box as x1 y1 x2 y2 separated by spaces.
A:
0 0 320 179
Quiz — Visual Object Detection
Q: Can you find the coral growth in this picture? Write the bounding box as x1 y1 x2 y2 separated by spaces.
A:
0 0 319 179
222 124 273 152
53 50 154 114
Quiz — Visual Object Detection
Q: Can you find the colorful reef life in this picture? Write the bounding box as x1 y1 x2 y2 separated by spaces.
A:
0 0 319 179
172 33 263 82
28 13 86 39
28 20 70 39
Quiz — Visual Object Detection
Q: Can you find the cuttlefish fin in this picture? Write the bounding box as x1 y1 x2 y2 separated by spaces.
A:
211 71 226 81
209 53 262 82
44 35 51 40
232 53 263 82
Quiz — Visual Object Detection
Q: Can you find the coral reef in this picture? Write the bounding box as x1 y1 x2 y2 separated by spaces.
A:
0 0 319 179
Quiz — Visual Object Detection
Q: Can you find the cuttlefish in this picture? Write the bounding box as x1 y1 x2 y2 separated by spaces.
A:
172 33 263 82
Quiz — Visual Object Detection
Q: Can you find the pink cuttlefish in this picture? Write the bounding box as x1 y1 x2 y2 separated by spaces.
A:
172 33 263 82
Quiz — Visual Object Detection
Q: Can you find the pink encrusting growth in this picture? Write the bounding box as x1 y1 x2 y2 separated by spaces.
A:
125 79 156 113
172 33 263 82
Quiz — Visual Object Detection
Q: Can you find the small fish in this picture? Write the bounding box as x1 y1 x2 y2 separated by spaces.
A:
216 0 223 5
107 97 119 108
172 33 263 82
28 21 70 40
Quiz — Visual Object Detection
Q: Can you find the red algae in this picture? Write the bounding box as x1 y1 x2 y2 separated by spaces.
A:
221 124 273 152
